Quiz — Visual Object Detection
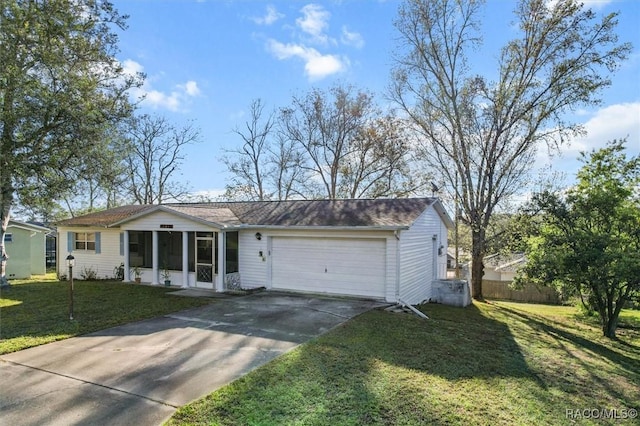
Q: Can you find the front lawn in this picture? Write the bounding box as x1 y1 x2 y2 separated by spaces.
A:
169 300 640 426
0 275 213 354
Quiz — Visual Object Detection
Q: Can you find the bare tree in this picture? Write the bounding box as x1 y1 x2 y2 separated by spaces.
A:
342 115 423 198
220 98 314 201
224 88 426 201
124 114 201 204
280 84 417 199
390 0 631 299
222 99 275 201
268 130 308 200
63 125 131 215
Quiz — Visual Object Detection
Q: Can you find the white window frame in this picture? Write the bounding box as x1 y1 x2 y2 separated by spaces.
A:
75 232 96 251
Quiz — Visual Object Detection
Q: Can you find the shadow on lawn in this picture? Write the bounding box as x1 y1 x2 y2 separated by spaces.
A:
492 303 640 409
350 303 538 381
170 303 553 425
0 280 211 351
0 282 77 340
495 304 639 373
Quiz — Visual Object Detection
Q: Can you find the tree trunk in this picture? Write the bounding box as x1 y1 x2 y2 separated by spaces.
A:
602 297 625 339
0 202 10 288
470 229 485 300
603 316 618 339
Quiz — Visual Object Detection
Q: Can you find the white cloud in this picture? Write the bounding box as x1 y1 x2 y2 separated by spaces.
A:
341 26 364 48
535 102 640 184
564 102 640 155
547 0 612 10
145 90 182 111
261 4 358 80
580 0 613 9
267 39 347 80
122 60 201 112
180 80 201 97
296 4 331 45
251 5 284 25
122 59 144 75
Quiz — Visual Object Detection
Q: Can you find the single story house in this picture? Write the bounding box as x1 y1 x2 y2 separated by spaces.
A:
4 220 50 279
56 198 453 305
482 253 526 282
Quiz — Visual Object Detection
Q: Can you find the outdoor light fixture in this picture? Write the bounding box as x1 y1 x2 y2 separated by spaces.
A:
66 254 75 320
255 232 262 240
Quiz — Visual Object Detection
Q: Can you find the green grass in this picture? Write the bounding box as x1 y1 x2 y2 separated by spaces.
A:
168 301 640 426
0 274 213 354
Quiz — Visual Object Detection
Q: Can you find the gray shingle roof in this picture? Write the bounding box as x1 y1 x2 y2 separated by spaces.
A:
57 205 154 227
58 198 441 229
168 198 436 227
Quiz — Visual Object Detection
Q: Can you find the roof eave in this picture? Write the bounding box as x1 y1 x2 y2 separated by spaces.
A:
58 224 112 229
232 224 409 231
7 221 51 232
432 200 455 229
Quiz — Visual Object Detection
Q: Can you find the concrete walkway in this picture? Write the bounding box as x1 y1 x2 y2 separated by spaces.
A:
0 292 381 426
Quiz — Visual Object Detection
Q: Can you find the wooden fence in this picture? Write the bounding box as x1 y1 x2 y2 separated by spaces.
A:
482 280 561 304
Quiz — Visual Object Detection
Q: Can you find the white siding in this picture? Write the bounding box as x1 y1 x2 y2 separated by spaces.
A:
398 206 449 305
56 204 450 302
270 237 386 298
58 227 123 280
385 235 399 303
483 268 501 281
237 229 269 289
239 229 395 300
120 211 215 232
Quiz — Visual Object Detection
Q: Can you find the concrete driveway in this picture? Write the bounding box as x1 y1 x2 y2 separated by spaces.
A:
0 292 380 426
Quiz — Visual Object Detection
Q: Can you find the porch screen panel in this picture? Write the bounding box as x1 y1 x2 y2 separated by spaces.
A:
128 231 152 268
158 231 183 271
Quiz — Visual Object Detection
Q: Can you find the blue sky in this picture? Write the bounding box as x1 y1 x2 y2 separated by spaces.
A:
112 0 640 199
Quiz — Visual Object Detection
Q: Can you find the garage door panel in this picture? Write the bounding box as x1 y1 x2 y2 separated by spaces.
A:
271 237 386 298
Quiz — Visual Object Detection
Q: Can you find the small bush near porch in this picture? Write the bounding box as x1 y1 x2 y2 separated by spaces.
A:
169 301 639 426
0 274 212 355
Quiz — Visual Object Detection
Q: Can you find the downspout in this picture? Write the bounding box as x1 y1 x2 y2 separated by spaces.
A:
394 230 400 302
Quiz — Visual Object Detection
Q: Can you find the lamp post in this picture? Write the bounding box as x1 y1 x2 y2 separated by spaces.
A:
66 254 75 320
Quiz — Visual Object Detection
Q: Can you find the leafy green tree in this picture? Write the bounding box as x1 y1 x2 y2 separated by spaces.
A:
516 141 640 338
0 0 142 286
390 0 631 299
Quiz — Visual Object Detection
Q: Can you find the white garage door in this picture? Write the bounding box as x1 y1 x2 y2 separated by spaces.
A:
271 237 386 299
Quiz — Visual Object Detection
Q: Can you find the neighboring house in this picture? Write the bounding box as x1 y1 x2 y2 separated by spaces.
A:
480 253 560 304
446 251 456 270
483 253 526 281
57 198 453 305
4 220 50 279
46 229 57 268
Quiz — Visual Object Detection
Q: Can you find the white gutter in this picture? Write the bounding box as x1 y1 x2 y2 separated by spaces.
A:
232 224 410 231
394 230 400 301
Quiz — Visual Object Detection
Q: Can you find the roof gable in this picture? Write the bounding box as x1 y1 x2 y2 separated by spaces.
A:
8 220 51 233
